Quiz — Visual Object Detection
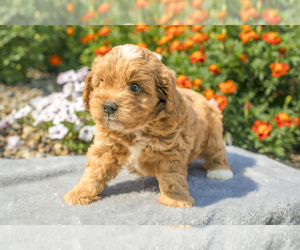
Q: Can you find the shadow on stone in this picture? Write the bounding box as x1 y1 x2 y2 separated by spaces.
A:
102 152 258 208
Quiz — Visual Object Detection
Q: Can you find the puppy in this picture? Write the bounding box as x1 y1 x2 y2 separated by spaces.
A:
63 44 233 208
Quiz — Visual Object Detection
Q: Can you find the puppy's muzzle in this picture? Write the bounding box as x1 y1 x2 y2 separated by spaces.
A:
103 101 118 115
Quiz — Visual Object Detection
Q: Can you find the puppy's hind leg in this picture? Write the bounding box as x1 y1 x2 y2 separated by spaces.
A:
63 142 127 205
199 125 233 181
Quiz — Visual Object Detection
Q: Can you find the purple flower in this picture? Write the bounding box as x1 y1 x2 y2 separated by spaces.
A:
48 124 69 140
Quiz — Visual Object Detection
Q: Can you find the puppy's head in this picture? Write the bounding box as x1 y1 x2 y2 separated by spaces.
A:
83 44 185 131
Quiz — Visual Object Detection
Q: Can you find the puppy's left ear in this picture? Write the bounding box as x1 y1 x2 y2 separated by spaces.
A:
156 66 187 124
82 69 94 110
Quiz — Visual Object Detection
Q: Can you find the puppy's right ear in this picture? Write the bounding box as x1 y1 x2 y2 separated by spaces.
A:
83 70 93 110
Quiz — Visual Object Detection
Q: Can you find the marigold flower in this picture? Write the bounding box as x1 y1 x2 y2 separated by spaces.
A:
208 64 221 75
273 112 292 127
155 47 163 54
170 41 184 52
216 10 227 20
49 55 62 66
191 0 203 9
240 25 253 33
190 25 204 32
219 80 237 94
240 0 253 9
270 62 290 78
80 11 95 23
262 9 281 24
66 3 74 13
66 27 74 35
293 117 300 126
157 13 174 24
192 9 210 23
214 94 227 111
176 75 192 89
192 32 210 43
166 26 185 37
240 54 248 62
98 2 110 13
166 1 185 14
215 33 227 41
94 45 111 56
262 32 281 45
136 42 148 48
189 51 206 63
192 78 202 90
97 27 111 36
252 120 272 140
157 34 174 45
203 88 215 100
135 23 150 32
182 39 194 50
239 7 259 23
238 31 259 44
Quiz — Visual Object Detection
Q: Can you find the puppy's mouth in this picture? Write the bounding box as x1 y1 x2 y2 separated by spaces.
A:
102 115 123 130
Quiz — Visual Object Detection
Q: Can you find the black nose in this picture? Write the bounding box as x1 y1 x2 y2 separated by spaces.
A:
103 101 118 115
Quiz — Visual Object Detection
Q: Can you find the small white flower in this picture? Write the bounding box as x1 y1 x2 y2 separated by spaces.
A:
65 112 77 123
76 67 89 82
78 125 96 142
56 69 77 84
62 82 74 97
72 97 85 112
152 52 162 61
52 109 68 125
48 124 69 140
14 105 32 119
7 135 23 150
74 118 84 131
74 81 85 92
30 96 49 111
0 109 16 128
209 98 219 109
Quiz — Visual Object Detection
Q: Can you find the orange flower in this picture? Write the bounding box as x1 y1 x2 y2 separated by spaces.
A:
80 11 96 23
215 33 227 41
216 10 227 20
66 3 74 13
97 27 111 36
190 25 204 32
170 41 184 52
273 112 292 127
240 25 253 33
135 23 150 32
270 63 290 78
208 64 221 75
192 78 202 90
166 1 185 14
135 0 150 9
94 45 111 56
293 117 300 126
192 9 210 23
191 0 203 9
166 26 185 37
202 88 215 100
66 27 74 35
219 80 237 94
182 39 194 50
157 13 174 24
262 9 281 24
157 35 173 45
239 7 259 23
214 94 227 111
155 47 163 54
49 55 62 66
238 31 259 44
176 75 192 89
262 32 281 45
189 51 206 63
252 120 272 140
192 32 210 43
98 2 110 13
240 54 248 62
136 42 148 48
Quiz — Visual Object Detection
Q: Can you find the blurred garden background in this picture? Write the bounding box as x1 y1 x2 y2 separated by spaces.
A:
0 0 299 25
0 25 299 169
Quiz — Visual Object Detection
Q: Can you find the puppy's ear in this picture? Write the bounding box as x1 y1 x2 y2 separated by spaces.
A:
156 66 186 124
83 70 94 110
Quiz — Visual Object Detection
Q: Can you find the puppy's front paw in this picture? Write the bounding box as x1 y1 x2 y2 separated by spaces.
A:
207 169 233 180
158 194 195 208
63 188 100 206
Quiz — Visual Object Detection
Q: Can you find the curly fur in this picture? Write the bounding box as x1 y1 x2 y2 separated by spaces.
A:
63 44 233 208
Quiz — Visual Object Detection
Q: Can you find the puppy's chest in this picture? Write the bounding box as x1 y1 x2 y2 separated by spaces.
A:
125 144 146 175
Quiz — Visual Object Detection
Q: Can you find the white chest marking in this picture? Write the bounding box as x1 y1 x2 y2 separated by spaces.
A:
126 144 143 173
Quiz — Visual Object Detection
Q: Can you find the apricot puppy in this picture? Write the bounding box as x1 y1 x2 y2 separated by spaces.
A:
63 44 233 208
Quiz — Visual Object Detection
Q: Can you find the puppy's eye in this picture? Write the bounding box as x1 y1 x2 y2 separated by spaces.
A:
130 83 141 93
100 78 105 83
